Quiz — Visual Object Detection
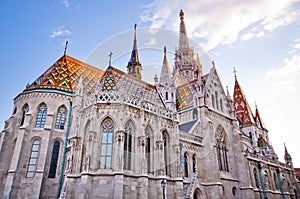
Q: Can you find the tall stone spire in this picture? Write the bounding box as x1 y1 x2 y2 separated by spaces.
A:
127 24 142 80
179 9 189 49
284 143 292 165
159 46 172 85
174 9 201 82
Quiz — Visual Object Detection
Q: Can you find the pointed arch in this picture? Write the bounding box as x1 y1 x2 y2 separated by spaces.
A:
48 140 61 178
184 152 189 177
215 125 229 172
123 120 134 170
55 105 67 130
273 172 279 190
27 139 41 177
145 125 153 174
192 154 197 173
253 168 259 188
20 103 29 126
100 117 114 169
35 103 47 128
162 130 170 176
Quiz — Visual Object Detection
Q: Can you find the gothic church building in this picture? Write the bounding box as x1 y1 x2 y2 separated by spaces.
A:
0 10 299 199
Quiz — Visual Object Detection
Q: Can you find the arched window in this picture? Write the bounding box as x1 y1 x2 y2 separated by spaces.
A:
27 139 40 177
192 154 196 173
20 104 29 126
212 94 215 108
220 99 223 112
123 121 133 170
100 118 113 169
162 131 170 176
145 126 152 174
184 152 188 177
55 106 67 130
253 168 259 188
216 126 229 172
215 91 219 110
274 172 279 190
166 92 168 100
48 141 60 178
35 103 47 128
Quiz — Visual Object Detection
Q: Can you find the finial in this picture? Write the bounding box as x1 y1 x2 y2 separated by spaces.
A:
108 51 113 66
233 67 237 80
212 60 215 68
164 46 167 55
255 101 257 109
180 9 184 19
134 23 137 31
154 74 158 83
64 41 68 56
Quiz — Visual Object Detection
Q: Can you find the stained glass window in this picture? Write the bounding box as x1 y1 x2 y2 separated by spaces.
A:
123 121 133 170
145 126 152 173
48 141 60 178
100 119 113 169
184 152 188 177
163 131 169 176
27 140 40 178
55 106 66 130
35 103 47 128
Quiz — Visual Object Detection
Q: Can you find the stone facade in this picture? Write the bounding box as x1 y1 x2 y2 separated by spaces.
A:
0 10 299 199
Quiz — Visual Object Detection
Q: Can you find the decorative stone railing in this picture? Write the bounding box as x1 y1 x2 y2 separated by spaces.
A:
179 132 203 145
81 91 175 120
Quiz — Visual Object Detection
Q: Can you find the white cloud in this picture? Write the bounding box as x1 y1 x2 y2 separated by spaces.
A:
50 26 72 38
61 0 70 7
265 54 300 93
140 0 300 50
143 37 157 46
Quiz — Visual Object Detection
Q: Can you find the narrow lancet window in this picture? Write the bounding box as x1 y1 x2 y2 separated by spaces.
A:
27 140 40 178
100 119 113 169
35 103 47 128
55 106 66 130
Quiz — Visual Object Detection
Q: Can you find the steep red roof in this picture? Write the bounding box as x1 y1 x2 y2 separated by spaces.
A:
233 79 255 126
255 106 266 130
25 55 104 94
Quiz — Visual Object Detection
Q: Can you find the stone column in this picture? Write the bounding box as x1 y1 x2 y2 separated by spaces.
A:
115 130 124 171
156 140 164 176
138 136 146 174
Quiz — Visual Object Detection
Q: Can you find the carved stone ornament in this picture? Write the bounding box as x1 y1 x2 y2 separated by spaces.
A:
115 130 125 142
138 136 146 146
215 129 224 144
156 140 164 150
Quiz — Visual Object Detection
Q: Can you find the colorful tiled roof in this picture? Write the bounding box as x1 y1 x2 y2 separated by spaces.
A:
176 79 197 111
258 136 269 148
99 66 164 106
233 79 255 126
25 55 104 94
255 106 266 130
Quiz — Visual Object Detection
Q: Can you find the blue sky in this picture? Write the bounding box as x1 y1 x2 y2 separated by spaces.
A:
0 0 299 167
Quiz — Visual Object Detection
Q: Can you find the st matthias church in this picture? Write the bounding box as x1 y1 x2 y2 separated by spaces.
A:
0 10 299 199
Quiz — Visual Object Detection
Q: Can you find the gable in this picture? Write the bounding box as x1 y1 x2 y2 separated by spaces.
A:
203 67 231 116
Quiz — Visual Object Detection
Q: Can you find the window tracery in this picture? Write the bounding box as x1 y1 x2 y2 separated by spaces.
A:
27 139 40 178
100 118 113 169
35 103 47 128
55 106 66 130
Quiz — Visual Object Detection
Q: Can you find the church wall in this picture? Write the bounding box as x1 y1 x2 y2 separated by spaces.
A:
0 91 70 198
